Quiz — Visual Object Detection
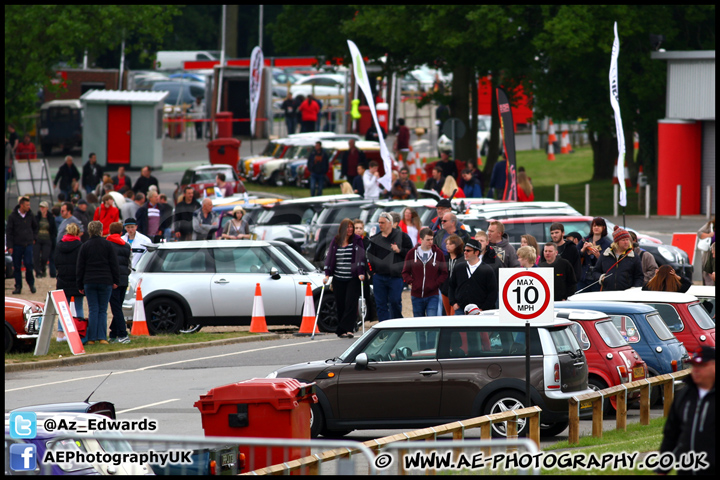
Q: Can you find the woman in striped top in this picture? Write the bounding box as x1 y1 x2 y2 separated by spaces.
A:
324 218 368 338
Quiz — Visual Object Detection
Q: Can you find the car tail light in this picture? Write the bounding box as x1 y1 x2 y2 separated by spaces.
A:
315 229 321 242
547 363 561 389
617 365 629 383
210 460 217 475
671 360 678 372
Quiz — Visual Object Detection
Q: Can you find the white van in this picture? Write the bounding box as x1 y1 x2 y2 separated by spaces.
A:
155 50 220 70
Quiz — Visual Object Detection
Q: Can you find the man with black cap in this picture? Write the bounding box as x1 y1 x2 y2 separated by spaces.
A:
121 217 153 269
448 238 497 314
658 346 715 475
430 198 452 234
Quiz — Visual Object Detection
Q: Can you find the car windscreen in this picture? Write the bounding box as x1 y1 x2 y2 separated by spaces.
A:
595 320 628 348
568 322 591 350
257 207 309 225
192 169 232 183
260 142 277 156
274 243 317 272
645 313 676 341
688 303 715 330
324 205 365 224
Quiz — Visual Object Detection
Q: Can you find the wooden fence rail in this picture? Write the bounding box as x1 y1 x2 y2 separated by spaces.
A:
567 369 689 444
247 406 542 475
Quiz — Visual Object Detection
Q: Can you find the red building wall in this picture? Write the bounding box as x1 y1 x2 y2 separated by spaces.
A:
657 120 703 215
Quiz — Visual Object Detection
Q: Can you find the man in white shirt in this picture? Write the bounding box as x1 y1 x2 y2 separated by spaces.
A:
363 160 382 200
121 217 152 269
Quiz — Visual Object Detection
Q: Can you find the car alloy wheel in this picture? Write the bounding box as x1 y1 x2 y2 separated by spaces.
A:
179 324 202 334
145 298 184 335
487 391 528 437
315 292 338 333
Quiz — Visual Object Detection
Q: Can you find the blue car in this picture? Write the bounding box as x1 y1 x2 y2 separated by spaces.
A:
556 301 691 379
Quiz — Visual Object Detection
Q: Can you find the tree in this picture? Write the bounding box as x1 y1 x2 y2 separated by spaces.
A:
5 5 181 125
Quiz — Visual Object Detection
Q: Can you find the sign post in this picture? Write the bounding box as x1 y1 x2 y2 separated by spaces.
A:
499 268 555 412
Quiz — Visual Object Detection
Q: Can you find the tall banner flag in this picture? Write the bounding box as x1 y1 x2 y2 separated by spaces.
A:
609 22 627 207
347 40 394 191
249 46 264 138
496 88 517 201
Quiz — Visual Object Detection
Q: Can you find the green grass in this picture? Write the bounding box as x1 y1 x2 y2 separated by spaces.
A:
5 330 257 364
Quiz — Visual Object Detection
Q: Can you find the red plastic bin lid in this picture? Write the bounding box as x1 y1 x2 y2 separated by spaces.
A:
194 378 316 414
206 138 241 148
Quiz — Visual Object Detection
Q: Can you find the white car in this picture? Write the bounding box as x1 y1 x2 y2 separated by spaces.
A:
289 74 346 105
122 241 326 334
438 115 498 157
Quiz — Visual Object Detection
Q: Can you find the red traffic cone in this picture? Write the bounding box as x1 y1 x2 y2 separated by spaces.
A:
296 284 320 336
249 283 269 333
69 296 77 318
130 285 149 336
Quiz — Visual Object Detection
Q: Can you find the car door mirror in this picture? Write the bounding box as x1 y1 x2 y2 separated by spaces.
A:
269 267 281 280
355 352 368 369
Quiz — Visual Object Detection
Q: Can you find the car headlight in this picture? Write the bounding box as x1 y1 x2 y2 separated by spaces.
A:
657 246 675 262
266 371 278 379
261 165 267 174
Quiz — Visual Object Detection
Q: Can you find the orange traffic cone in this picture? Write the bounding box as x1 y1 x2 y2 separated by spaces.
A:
419 158 427 181
249 283 269 333
560 126 570 154
547 119 557 161
295 284 320 336
130 285 149 336
69 296 77 317
547 141 555 161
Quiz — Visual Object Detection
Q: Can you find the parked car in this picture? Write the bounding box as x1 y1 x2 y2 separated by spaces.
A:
212 197 283 239
289 74 346 105
295 140 386 188
554 308 647 413
5 412 152 475
556 300 691 406
491 215 692 280
302 199 375 267
401 69 435 93
151 81 205 106
5 297 43 353
267 313 592 438
271 68 305 97
122 241 328 334
39 100 83 157
253 194 361 255
569 290 715 352
239 133 341 179
687 285 715 320
174 164 244 205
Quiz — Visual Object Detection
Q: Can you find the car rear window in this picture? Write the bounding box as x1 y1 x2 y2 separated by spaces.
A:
192 168 232 184
645 313 676 341
568 322 591 350
595 320 628 348
648 303 684 332
610 315 642 343
324 205 365 224
549 326 582 354
148 249 210 273
503 222 546 242
688 303 715 330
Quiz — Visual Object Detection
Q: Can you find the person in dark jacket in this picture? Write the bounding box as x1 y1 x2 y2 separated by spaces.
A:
172 186 201 241
34 201 57 278
76 221 120 345
106 222 132 343
55 222 84 310
133 166 159 196
53 156 80 199
539 242 577 301
81 153 104 195
136 191 173 243
73 200 91 242
54 222 84 340
577 217 611 292
658 346 715 476
593 226 643 291
307 141 329 197
367 212 413 321
402 228 448 317
448 238 497 313
324 218 368 338
340 139 367 187
6 196 38 294
440 234 466 315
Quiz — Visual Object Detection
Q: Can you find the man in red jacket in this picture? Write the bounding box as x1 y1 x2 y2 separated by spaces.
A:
15 134 37 160
298 95 320 133
402 227 448 317
93 194 120 236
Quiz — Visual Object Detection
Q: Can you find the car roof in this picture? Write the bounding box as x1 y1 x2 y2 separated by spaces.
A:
370 199 440 208
372 313 574 329
275 194 361 205
569 289 699 304
41 99 82 109
686 285 715 298
555 300 657 314
499 215 594 224
319 140 380 150
468 201 577 212
554 308 611 321
151 240 273 249
186 164 234 172
321 199 373 208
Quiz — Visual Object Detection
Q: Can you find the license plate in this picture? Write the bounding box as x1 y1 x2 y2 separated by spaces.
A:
633 366 645 379
221 452 235 467
580 400 593 409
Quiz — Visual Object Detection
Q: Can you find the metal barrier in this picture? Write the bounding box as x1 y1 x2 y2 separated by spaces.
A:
5 432 376 476
567 369 690 444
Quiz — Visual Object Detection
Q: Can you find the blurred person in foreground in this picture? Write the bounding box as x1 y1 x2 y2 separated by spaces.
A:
658 346 715 476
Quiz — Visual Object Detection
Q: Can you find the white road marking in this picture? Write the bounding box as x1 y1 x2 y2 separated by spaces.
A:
116 398 180 414
5 338 336 392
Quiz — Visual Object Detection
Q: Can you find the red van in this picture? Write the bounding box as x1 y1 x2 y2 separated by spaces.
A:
556 308 647 413
569 290 715 352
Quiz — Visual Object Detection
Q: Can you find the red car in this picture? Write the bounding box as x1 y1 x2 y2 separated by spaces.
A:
5 296 43 353
570 290 715 352
556 308 647 413
174 164 245 205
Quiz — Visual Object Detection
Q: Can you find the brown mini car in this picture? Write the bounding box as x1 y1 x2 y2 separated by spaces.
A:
267 313 593 438
5 296 43 352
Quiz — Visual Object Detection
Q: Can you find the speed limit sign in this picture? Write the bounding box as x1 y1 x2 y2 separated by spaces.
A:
499 268 554 323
